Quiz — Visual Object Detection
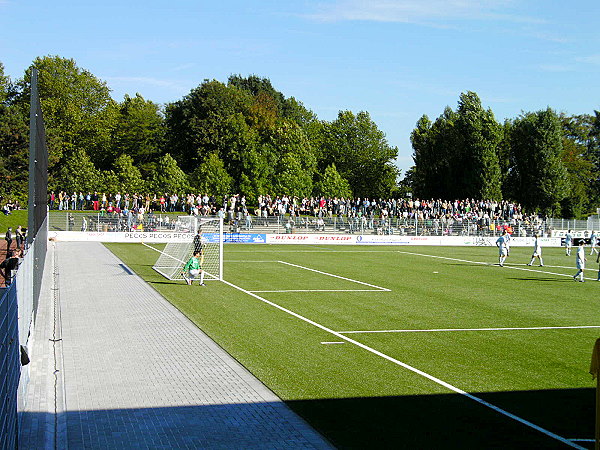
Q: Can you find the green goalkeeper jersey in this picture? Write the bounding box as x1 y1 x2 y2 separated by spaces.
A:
183 256 201 272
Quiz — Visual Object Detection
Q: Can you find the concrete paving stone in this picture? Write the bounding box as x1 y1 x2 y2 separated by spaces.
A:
20 241 332 449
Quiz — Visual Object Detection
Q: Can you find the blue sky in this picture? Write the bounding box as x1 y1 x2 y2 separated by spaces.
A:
1 0 599 175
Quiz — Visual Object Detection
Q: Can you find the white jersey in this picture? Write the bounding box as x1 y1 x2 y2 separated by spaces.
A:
565 233 573 246
532 237 542 256
576 246 585 269
496 235 509 256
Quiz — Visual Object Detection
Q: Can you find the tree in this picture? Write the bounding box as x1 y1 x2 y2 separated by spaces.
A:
410 107 458 198
0 62 10 104
508 108 569 214
164 79 252 171
113 154 147 193
453 92 502 199
112 94 164 176
270 122 316 198
57 148 101 193
314 164 352 198
17 56 118 177
0 102 29 201
150 153 189 193
189 153 233 198
321 110 398 198
411 92 502 200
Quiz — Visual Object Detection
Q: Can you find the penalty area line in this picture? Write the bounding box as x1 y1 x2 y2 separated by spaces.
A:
396 250 596 281
220 277 583 449
277 260 391 292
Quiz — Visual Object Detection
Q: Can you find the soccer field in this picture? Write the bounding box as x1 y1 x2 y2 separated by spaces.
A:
106 243 597 449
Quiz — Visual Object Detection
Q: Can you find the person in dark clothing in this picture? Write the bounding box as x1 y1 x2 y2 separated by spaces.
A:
15 225 24 250
0 250 20 286
193 229 204 254
5 227 12 256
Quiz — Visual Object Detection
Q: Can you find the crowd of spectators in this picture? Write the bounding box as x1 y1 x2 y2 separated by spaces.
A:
50 190 545 236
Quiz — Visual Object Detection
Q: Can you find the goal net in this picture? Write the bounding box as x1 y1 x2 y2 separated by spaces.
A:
151 217 223 281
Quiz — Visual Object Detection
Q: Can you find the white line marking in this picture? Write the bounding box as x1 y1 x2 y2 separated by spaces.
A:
397 250 597 281
249 289 387 293
225 260 279 263
338 325 600 334
220 278 583 449
569 439 595 442
321 341 346 345
277 261 391 291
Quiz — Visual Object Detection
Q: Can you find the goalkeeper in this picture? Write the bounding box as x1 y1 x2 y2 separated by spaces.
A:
183 251 205 286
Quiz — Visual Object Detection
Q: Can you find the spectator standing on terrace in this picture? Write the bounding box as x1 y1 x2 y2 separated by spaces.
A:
527 234 544 267
565 230 573 256
0 249 20 286
5 227 12 256
573 241 586 282
15 226 24 251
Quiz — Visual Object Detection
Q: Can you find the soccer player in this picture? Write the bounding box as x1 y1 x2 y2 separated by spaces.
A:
496 230 509 267
573 241 586 282
527 234 544 267
183 251 205 286
590 230 598 255
564 229 573 256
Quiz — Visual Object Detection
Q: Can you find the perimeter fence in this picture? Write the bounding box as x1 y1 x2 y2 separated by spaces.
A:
50 211 555 237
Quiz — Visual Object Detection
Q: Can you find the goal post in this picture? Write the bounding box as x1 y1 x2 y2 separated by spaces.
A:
151 217 223 281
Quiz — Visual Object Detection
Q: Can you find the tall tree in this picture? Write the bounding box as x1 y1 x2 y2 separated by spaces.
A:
113 154 147 194
410 107 458 198
453 92 502 199
57 148 101 193
314 164 352 198
0 62 10 104
17 56 118 177
150 153 189 194
411 92 502 200
189 153 233 198
164 80 252 171
321 111 398 198
508 108 569 214
112 94 164 176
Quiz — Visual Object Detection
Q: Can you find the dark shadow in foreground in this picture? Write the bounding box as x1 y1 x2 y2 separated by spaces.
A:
287 387 595 449
19 388 594 449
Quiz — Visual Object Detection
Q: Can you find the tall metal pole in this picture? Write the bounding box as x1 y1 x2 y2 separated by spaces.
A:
27 68 39 245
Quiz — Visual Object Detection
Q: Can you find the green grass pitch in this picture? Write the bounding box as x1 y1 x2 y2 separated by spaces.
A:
106 243 598 449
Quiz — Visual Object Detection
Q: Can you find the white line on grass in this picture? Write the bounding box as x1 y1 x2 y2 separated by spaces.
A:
249 289 388 293
220 278 584 449
277 261 391 291
225 260 279 263
397 250 597 281
338 325 600 334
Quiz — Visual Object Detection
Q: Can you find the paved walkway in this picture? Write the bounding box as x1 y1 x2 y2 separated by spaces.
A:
19 241 332 449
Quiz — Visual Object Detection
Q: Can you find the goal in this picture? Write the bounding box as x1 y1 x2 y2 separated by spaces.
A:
151 217 223 281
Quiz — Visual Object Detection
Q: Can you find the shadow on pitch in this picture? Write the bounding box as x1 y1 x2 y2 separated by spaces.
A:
19 388 593 449
507 277 572 282
288 387 594 449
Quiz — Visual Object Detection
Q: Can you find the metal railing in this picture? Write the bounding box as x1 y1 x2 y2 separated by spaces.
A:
49 211 554 238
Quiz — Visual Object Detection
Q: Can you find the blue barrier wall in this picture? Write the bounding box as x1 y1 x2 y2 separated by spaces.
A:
0 283 20 449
